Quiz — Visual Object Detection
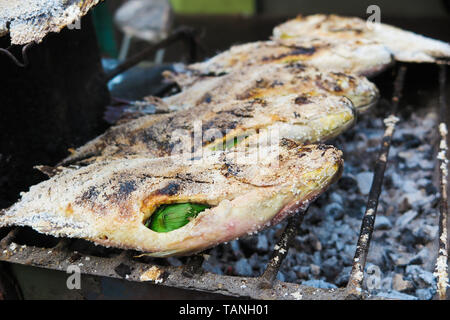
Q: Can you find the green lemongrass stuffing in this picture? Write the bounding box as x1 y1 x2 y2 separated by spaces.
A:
210 135 245 151
146 203 210 233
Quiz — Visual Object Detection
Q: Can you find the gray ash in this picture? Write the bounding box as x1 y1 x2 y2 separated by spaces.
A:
167 101 441 300
162 65 445 300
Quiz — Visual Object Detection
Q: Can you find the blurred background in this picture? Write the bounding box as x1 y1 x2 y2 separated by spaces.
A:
95 0 450 62
92 0 450 101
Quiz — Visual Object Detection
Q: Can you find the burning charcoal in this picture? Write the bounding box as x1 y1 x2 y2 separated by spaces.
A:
256 234 269 252
293 266 310 280
310 264 321 276
167 257 183 267
286 271 298 283
330 192 344 205
322 256 341 281
389 251 414 267
392 273 414 292
234 258 253 276
114 263 133 278
337 176 357 191
322 248 337 261
396 197 412 214
229 240 243 258
347 198 366 218
402 134 422 149
324 203 344 220
241 234 269 254
410 225 439 245
335 223 353 242
302 279 337 289
376 290 418 300
341 244 357 266
248 253 266 273
418 160 434 170
304 206 328 225
356 172 374 195
404 191 428 208
293 234 322 254
405 265 437 289
399 229 419 247
294 252 311 267
335 266 352 287
202 260 223 275
424 183 437 195
367 246 390 269
408 247 431 266
395 210 418 230
276 272 286 282
415 288 434 300
334 240 345 252
402 180 418 194
374 216 392 230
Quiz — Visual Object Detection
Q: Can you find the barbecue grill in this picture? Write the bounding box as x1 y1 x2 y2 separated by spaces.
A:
0 8 448 300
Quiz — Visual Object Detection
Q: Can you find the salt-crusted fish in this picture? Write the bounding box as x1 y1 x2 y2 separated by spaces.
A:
167 39 393 85
59 94 354 166
0 140 343 257
273 14 450 64
0 0 101 45
164 63 378 113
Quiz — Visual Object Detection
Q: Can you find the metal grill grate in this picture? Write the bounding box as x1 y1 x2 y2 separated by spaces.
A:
0 40 448 300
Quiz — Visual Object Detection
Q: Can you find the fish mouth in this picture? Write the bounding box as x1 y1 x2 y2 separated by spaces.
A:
303 97 356 142
271 164 343 226
346 89 380 115
360 56 396 78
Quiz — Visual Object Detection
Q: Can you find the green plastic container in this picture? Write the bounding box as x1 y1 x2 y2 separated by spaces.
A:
170 0 255 15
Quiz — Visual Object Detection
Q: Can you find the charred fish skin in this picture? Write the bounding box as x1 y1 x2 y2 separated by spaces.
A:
0 140 343 257
164 63 379 113
59 94 355 166
167 39 393 82
273 14 450 64
0 0 101 45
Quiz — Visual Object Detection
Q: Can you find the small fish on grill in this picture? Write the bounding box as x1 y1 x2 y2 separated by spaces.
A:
59 94 355 166
0 140 343 257
164 63 379 113
272 14 450 64
166 38 393 86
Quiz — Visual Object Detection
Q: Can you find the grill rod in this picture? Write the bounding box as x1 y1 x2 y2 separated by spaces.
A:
0 42 35 68
105 26 198 81
258 209 307 289
346 65 407 299
0 230 353 300
435 64 449 300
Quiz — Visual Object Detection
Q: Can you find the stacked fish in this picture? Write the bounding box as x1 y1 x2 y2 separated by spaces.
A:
2 14 449 257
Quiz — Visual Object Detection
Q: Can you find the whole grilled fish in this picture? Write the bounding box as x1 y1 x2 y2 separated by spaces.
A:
273 14 450 64
0 0 101 45
168 39 393 84
60 94 354 166
0 140 343 257
164 63 379 113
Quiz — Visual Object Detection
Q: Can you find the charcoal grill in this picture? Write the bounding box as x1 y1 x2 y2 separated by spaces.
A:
0 13 448 300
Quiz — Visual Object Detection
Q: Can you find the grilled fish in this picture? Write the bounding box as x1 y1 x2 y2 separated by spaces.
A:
0 0 101 45
167 39 393 84
273 14 450 64
0 140 343 257
164 63 379 113
60 94 354 166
